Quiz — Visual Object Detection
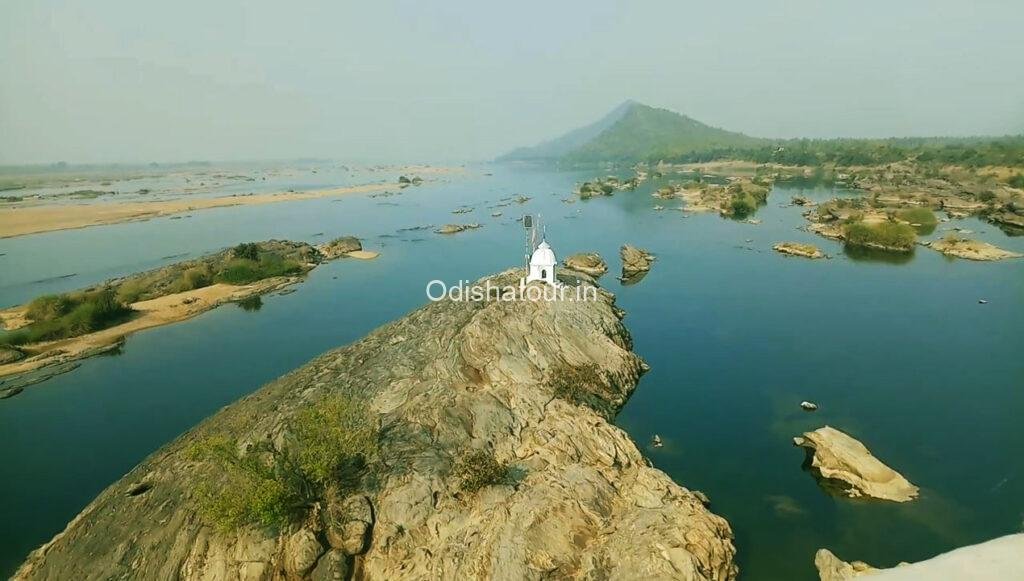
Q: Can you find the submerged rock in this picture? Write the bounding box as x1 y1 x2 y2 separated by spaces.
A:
15 269 737 581
564 252 608 278
794 426 918 502
435 223 482 235
774 242 824 259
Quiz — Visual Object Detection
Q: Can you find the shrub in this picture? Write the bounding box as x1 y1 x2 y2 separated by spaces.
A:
291 393 378 488
5 288 132 346
188 393 378 531
174 266 213 292
187 435 300 531
452 450 510 493
548 363 615 418
729 194 757 218
844 221 916 252
232 242 260 261
1007 174 1024 189
215 255 302 285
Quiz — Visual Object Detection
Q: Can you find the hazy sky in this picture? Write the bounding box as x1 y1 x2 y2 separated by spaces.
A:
2 0 1023 164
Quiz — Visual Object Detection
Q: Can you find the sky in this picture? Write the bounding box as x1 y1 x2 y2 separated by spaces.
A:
2 0 1023 165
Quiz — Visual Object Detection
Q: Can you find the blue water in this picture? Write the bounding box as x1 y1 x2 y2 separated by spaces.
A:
1 164 1022 579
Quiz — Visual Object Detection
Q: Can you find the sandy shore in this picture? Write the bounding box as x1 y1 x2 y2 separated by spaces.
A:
0 182 393 238
0 279 296 379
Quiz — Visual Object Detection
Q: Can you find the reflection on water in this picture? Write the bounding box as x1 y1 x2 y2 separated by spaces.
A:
1 164 1023 579
235 296 263 312
842 245 916 264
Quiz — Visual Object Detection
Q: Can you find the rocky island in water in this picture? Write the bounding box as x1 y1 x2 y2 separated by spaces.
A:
14 269 737 580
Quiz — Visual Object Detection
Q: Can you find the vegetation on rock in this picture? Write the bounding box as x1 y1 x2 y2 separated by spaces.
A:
187 392 378 531
452 450 511 493
2 288 132 346
843 221 916 252
548 362 616 418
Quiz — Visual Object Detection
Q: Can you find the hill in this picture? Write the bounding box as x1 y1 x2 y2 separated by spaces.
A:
501 101 764 163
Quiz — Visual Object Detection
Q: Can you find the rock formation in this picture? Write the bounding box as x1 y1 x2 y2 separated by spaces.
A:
563 253 608 278
15 269 737 580
317 236 362 259
926 237 1022 261
815 534 1024 580
435 223 482 235
794 426 918 502
620 245 656 284
773 242 825 259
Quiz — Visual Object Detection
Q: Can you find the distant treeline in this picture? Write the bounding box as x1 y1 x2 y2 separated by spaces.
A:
656 136 1024 167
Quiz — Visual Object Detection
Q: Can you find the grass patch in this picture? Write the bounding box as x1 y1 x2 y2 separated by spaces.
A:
214 255 301 285
452 450 510 493
187 392 378 531
844 221 916 252
896 208 937 226
2 288 132 346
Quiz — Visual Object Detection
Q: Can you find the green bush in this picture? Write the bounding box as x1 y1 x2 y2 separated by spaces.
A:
187 435 299 531
232 242 260 261
729 194 758 217
174 266 213 292
215 255 301 285
188 393 378 531
452 450 510 493
291 393 378 488
4 288 132 346
1007 174 1024 188
844 221 916 252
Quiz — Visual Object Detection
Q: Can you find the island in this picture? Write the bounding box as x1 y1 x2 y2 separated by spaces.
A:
13 269 738 580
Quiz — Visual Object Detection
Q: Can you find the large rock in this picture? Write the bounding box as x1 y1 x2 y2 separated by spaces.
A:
926 237 1022 261
794 426 918 502
15 269 736 581
0 346 25 365
620 244 656 282
318 236 362 259
284 529 324 577
815 548 879 580
773 242 824 259
325 495 373 555
564 252 608 277
816 534 1024 580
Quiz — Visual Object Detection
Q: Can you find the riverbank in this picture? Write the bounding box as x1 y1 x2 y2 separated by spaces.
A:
0 239 377 397
0 183 397 238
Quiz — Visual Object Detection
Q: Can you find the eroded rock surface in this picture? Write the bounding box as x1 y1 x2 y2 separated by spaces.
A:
815 548 879 580
16 269 736 581
620 244 656 282
564 252 608 277
794 426 918 502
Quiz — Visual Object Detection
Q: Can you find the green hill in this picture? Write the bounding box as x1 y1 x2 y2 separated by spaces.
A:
501 101 764 163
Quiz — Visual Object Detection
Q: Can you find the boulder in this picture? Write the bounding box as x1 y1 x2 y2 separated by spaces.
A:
815 549 879 581
318 236 362 259
325 495 373 555
435 223 482 235
620 244 655 278
309 549 350 581
926 238 1022 261
794 426 918 502
284 529 324 577
0 346 25 365
563 253 608 278
774 242 824 259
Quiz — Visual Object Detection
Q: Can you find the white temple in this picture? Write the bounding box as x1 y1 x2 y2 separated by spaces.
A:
525 240 558 286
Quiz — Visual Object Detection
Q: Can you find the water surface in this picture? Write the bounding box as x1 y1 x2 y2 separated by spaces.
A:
1 164 1022 579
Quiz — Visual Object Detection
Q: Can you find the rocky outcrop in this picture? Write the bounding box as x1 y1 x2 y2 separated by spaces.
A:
435 223 482 235
794 426 918 502
15 269 736 581
815 549 879 580
816 534 1024 580
0 347 25 365
564 253 608 278
773 242 824 259
620 244 656 283
317 236 362 259
926 237 1022 261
